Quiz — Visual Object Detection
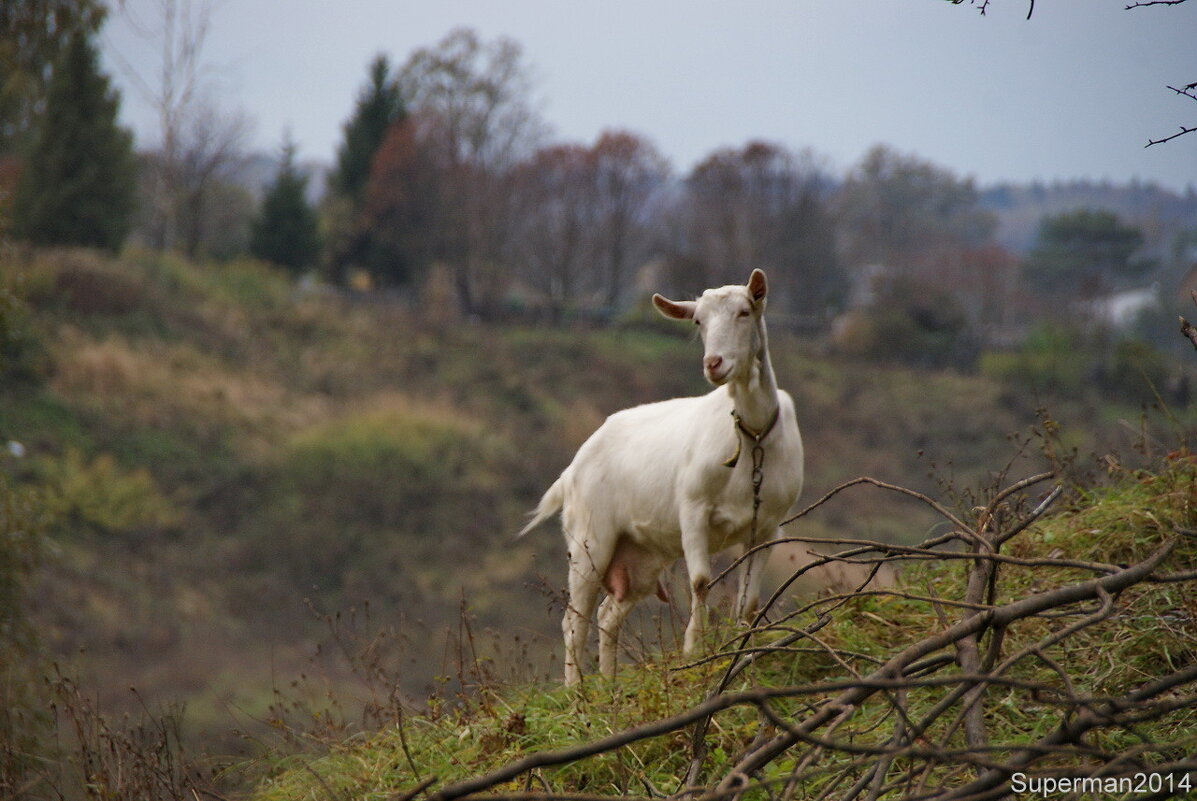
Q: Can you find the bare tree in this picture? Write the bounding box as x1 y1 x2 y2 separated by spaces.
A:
173 95 251 257
683 142 843 320
589 131 670 310
397 27 547 316
836 145 994 278
110 0 252 254
509 143 597 318
506 131 669 318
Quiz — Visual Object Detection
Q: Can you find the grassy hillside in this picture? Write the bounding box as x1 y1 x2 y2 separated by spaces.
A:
2 246 1195 798
249 456 1197 800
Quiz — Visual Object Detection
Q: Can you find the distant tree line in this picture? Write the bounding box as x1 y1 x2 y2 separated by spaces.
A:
320 28 982 325
3 4 1192 366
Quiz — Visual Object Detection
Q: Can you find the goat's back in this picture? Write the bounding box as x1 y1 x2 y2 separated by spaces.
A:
558 388 744 550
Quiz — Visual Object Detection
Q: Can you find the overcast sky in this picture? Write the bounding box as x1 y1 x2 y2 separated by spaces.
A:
100 0 1196 192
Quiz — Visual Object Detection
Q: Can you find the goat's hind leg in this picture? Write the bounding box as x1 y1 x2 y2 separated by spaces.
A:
597 595 636 679
563 561 599 687
562 522 613 686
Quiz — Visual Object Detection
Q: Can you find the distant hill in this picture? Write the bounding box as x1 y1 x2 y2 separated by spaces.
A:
980 180 1197 258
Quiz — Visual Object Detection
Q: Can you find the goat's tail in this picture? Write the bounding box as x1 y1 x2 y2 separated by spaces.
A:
516 476 564 538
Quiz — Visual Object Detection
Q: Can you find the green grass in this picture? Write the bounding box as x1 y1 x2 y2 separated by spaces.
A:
0 388 90 454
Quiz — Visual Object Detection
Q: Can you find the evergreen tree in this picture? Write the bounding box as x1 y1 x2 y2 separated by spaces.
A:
251 140 321 273
11 28 136 251
332 54 405 202
326 54 406 284
1025 209 1147 299
0 0 106 155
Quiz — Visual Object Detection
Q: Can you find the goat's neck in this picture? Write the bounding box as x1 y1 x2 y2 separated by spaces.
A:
727 316 779 434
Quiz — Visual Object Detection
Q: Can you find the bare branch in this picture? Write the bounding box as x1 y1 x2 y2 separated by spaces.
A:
958 0 1194 147
1125 0 1190 8
1146 81 1197 147
780 476 972 535
1146 125 1197 147
1167 82 1197 99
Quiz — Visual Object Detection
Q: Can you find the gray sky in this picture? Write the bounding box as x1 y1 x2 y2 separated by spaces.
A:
100 0 1196 191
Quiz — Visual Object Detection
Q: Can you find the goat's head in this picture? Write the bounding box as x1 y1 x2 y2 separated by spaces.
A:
652 269 768 386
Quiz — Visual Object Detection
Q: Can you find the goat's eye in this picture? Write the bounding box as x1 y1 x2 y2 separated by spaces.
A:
694 319 701 326
737 309 750 318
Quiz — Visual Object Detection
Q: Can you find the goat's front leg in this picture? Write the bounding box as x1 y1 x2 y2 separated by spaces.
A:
679 504 712 654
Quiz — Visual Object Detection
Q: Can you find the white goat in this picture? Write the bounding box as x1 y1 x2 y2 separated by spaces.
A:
520 269 804 685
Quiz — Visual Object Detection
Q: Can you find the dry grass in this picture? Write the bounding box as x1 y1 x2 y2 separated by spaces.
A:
50 327 330 458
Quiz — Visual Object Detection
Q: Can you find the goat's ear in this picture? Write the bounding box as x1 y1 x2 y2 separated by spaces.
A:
652 294 696 320
747 269 768 303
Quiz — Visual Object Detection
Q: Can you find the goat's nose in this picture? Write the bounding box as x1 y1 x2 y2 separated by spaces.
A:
704 355 723 373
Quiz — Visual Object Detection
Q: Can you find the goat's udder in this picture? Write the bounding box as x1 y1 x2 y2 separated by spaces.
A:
601 536 671 603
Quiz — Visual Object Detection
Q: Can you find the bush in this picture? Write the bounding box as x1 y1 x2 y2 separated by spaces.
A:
50 250 149 315
981 326 1186 407
127 249 292 314
257 397 510 597
1097 338 1176 406
38 448 180 538
0 283 48 386
836 279 978 369
282 403 498 521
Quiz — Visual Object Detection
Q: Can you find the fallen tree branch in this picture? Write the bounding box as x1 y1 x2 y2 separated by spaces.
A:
926 662 1197 801
714 537 1178 788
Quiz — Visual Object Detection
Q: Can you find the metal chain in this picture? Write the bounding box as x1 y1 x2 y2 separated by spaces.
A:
750 441 765 543
725 407 774 615
741 440 766 617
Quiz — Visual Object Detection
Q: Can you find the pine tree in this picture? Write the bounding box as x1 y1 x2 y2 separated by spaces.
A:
326 54 406 284
332 54 405 202
250 140 321 273
0 0 107 155
11 28 136 251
